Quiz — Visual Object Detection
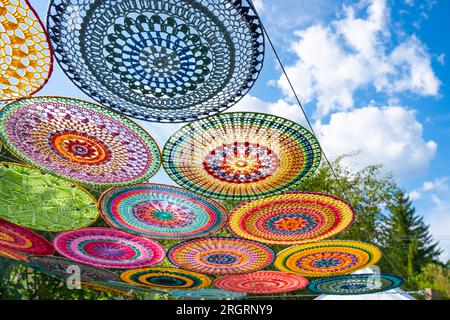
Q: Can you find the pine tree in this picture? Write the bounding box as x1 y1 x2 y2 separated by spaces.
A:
382 190 442 283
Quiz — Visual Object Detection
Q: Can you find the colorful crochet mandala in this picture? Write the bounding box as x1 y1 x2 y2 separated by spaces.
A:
120 267 212 290
167 237 275 275
163 112 321 200
275 240 382 277
81 282 134 297
0 247 29 262
26 256 120 282
0 0 52 100
0 162 98 232
0 219 54 255
307 274 404 295
170 289 246 300
0 96 161 186
228 192 355 246
47 0 264 122
83 281 163 295
53 227 166 269
99 184 227 240
214 271 309 294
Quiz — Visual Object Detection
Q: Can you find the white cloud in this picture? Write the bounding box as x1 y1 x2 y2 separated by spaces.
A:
256 0 338 41
274 0 441 119
422 177 449 192
232 96 446 260
410 177 449 200
386 36 440 96
401 0 437 29
315 105 437 179
422 182 434 191
233 98 437 180
409 190 422 200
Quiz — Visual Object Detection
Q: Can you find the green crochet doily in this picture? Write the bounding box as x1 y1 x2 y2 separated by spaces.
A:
0 162 98 232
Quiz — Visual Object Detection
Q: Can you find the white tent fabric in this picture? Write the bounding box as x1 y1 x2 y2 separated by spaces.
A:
314 287 416 300
313 268 416 300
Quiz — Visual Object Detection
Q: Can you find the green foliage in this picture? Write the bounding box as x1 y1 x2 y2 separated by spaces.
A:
0 257 169 300
1 153 448 299
415 263 450 299
0 258 113 300
381 190 442 285
294 155 446 295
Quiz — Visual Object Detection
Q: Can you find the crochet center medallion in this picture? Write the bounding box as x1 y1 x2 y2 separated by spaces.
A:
120 267 212 290
0 97 160 186
275 240 382 277
163 113 321 200
47 0 264 122
99 184 227 240
214 271 308 294
53 227 166 269
168 237 275 275
228 192 355 246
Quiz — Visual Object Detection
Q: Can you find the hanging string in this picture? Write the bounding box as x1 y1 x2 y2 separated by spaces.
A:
245 0 408 278
246 0 354 207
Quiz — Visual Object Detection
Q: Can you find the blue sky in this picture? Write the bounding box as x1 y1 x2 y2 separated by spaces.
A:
29 0 449 261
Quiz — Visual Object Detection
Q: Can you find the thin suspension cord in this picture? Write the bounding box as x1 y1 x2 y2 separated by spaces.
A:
245 0 409 278
246 0 354 206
